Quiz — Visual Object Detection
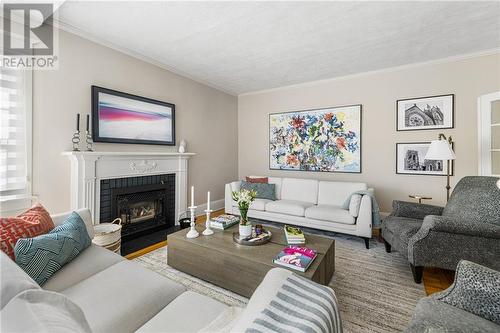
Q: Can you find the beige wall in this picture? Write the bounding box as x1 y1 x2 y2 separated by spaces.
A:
238 53 500 212
33 30 238 214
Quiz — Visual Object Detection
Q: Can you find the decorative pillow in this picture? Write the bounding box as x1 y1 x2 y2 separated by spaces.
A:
0 203 55 259
349 194 363 217
241 181 276 201
246 176 268 183
14 212 91 285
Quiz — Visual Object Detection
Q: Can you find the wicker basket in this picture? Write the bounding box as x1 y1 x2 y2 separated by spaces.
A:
92 218 122 254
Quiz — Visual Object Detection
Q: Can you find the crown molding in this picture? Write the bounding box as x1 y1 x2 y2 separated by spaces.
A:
52 18 237 96
239 48 500 97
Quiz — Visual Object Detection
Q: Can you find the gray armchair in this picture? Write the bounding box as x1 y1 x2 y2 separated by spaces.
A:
382 176 500 283
405 260 500 333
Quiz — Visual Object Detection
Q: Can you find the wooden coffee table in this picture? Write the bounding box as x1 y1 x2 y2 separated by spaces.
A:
167 223 335 297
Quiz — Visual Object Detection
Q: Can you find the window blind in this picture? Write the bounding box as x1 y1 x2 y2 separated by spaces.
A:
0 66 31 198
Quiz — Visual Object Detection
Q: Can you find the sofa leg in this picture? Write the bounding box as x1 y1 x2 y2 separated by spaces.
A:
362 237 369 249
383 239 391 253
410 264 423 284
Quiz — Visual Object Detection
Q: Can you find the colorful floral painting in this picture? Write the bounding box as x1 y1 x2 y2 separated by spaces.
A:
269 105 361 173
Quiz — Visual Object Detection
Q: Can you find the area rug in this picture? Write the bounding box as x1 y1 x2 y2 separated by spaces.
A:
133 234 425 333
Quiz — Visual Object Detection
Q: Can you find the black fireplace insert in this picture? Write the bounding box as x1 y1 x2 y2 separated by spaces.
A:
100 174 175 244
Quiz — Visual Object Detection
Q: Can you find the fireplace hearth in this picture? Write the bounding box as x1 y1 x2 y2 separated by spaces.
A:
100 174 176 248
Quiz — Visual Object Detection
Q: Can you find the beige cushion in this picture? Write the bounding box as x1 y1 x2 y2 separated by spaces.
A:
43 244 124 292
317 181 367 206
349 194 363 217
233 198 272 211
199 306 244 333
137 291 228 333
250 198 273 211
51 208 95 239
265 200 314 217
0 251 40 309
1 289 91 333
305 205 355 225
280 178 318 204
268 177 283 200
61 260 186 333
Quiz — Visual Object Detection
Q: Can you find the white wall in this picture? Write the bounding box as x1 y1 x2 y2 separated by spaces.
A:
33 30 238 214
238 53 500 212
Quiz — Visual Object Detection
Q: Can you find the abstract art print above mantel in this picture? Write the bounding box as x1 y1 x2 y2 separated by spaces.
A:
396 94 454 131
269 105 362 173
92 86 175 145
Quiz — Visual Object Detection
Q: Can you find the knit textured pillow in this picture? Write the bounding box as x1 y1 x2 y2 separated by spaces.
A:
14 212 91 285
241 181 276 200
1 204 55 259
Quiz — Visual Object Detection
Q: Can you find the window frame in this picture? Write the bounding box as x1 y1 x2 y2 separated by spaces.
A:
0 34 34 214
477 91 500 177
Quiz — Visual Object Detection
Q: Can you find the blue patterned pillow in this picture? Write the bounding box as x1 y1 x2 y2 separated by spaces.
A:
14 212 91 285
241 181 276 200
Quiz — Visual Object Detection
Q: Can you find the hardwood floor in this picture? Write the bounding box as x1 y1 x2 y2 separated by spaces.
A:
126 209 453 295
423 267 455 295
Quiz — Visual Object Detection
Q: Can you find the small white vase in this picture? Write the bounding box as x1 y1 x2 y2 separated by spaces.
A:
178 139 186 153
239 224 252 237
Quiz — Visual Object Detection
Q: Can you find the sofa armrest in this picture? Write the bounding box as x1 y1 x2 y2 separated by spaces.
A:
433 260 500 325
51 208 94 239
390 200 444 220
230 268 342 333
420 215 500 238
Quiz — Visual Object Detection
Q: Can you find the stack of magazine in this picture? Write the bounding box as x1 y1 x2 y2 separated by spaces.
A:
284 225 305 244
273 246 317 272
210 214 239 230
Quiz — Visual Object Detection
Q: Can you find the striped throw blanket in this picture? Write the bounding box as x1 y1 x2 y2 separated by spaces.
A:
245 274 342 333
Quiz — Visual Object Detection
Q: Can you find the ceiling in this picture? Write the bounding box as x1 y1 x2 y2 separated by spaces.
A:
56 1 500 95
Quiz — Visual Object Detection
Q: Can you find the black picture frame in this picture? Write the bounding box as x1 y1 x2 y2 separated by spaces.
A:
268 104 362 174
92 86 175 145
396 94 454 131
396 142 455 176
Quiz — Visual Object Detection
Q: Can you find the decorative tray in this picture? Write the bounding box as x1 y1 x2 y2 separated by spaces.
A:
233 230 272 246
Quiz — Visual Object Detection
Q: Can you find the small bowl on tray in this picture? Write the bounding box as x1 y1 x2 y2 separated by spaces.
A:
233 230 272 246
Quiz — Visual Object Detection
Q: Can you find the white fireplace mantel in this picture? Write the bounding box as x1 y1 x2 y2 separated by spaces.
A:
62 151 195 224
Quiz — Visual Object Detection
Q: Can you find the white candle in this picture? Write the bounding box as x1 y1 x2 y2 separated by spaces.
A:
207 191 211 211
191 186 194 207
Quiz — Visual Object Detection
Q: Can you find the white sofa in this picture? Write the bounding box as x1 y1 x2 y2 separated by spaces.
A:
225 177 374 248
1 208 342 332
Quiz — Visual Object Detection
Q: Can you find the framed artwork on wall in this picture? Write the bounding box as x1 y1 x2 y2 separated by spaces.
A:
396 142 454 176
92 86 175 145
269 104 362 173
396 94 454 131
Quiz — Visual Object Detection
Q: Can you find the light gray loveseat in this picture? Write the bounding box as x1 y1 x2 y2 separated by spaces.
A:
226 177 374 248
405 260 500 333
1 208 342 333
